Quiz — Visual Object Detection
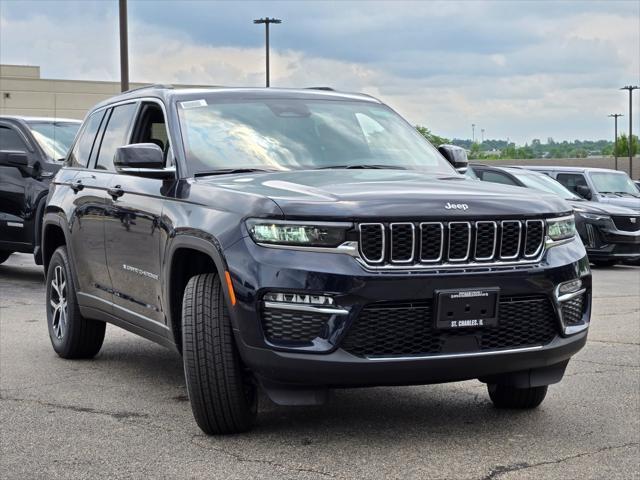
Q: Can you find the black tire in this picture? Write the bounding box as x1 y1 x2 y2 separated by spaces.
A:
591 260 617 267
46 246 105 359
488 384 548 409
182 273 257 435
0 251 11 264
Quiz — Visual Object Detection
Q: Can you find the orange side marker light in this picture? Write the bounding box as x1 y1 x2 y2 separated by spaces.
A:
224 271 237 306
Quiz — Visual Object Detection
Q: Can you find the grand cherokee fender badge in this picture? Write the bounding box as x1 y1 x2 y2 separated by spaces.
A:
122 264 159 280
445 202 469 210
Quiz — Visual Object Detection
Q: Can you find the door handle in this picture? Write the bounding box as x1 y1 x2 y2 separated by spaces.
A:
70 180 84 192
108 186 124 199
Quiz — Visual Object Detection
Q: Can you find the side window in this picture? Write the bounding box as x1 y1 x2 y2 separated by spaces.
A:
0 126 29 151
556 173 588 193
482 171 519 186
68 111 105 168
95 103 137 171
130 102 170 165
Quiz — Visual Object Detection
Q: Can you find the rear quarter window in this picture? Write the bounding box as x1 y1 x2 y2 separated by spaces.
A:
68 111 105 168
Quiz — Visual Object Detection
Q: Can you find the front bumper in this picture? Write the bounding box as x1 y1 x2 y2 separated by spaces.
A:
579 221 640 261
224 235 591 388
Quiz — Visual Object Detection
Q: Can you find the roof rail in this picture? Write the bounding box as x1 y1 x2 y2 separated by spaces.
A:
306 87 335 91
124 84 174 94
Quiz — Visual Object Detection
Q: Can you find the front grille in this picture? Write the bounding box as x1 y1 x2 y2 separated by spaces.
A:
612 215 640 232
262 309 329 343
358 219 546 267
561 294 585 326
340 295 558 357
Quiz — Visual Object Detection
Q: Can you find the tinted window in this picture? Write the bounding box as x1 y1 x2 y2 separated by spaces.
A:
68 112 105 168
95 103 137 171
0 126 29 151
556 173 588 194
482 170 518 186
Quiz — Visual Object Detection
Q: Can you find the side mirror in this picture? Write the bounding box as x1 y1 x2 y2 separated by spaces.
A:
0 150 34 176
438 145 468 173
114 143 174 179
576 185 592 200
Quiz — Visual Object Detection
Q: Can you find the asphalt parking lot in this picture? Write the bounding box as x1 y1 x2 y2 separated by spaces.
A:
1 253 638 479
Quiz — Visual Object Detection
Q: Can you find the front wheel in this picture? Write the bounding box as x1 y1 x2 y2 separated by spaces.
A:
46 246 106 358
487 384 548 409
182 273 257 435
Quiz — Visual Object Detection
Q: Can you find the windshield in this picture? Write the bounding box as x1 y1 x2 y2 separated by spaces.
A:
177 98 454 175
589 171 639 195
516 171 580 200
27 121 80 161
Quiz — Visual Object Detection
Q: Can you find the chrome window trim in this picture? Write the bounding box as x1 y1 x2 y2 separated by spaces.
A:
389 222 415 264
419 222 444 263
447 221 471 262
358 223 385 263
474 221 497 261
524 219 545 258
500 220 522 260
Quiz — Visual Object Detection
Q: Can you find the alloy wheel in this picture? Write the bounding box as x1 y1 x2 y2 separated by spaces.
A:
50 265 68 340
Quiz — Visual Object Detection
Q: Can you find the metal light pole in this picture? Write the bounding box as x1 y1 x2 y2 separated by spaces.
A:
471 124 476 143
621 85 638 177
481 128 485 143
119 0 129 92
253 17 282 87
608 114 623 171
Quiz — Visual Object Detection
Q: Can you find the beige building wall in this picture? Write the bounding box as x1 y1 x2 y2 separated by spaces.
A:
0 64 203 120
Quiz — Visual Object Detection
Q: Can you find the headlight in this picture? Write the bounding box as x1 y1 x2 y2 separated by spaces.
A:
547 215 576 241
576 211 610 222
246 219 351 247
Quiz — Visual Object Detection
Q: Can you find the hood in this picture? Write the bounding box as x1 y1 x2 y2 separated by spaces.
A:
196 170 571 219
568 199 639 216
594 194 640 212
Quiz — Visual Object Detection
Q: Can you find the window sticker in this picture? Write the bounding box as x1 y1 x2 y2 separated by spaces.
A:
180 99 208 109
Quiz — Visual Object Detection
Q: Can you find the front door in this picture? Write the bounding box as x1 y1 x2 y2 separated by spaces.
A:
104 101 172 326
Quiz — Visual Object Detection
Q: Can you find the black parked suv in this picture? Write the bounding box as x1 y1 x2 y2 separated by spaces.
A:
470 164 640 266
0 116 81 265
43 86 591 434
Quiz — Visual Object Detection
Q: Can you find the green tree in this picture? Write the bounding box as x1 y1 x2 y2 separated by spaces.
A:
613 134 639 157
415 125 450 146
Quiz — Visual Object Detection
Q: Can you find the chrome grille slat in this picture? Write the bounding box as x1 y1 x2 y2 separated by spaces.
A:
357 218 545 269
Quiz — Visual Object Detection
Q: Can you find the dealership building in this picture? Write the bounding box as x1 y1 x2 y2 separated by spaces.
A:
0 64 201 120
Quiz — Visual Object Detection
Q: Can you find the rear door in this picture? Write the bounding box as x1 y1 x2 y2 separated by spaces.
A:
68 103 137 310
104 101 173 326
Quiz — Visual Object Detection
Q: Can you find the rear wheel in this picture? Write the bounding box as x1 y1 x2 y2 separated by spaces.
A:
182 273 257 435
0 251 12 264
487 384 548 409
46 246 106 358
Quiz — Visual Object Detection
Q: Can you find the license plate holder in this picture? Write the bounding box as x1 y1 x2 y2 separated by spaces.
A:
435 288 499 330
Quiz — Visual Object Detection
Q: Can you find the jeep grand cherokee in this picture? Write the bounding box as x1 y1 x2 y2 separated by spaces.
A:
43 86 591 434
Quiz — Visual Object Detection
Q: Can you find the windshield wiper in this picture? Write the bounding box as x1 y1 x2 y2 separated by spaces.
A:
316 164 407 170
194 168 275 177
598 191 640 198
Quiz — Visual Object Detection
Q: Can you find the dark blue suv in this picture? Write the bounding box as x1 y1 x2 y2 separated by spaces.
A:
43 86 591 434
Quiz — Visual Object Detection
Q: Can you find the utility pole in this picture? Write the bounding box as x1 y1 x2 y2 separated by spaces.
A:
621 85 638 177
119 0 129 92
471 124 476 143
608 113 623 171
253 17 282 87
481 128 485 143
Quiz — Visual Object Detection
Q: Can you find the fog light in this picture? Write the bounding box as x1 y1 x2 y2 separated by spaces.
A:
263 292 335 305
558 279 582 296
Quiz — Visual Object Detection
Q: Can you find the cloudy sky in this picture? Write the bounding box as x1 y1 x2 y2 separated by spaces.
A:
1 0 638 144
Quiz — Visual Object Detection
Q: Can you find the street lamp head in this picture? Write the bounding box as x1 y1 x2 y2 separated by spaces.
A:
620 85 639 91
254 17 282 24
